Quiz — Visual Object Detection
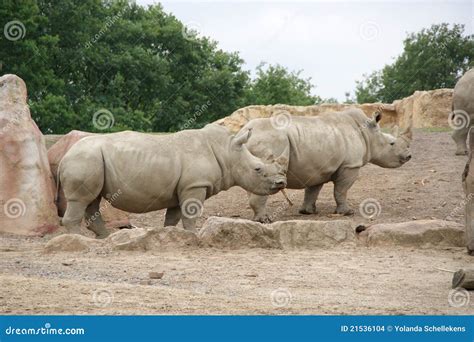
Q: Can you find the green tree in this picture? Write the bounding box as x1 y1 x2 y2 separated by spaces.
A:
244 63 318 106
355 23 474 103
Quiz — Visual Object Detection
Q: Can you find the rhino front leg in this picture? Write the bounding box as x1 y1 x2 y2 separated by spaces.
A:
299 184 323 215
164 206 182 227
179 188 207 232
85 198 110 239
452 126 469 155
333 167 359 215
248 193 271 223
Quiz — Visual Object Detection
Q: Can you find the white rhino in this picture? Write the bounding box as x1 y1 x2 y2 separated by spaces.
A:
59 124 288 238
241 108 412 222
451 68 474 155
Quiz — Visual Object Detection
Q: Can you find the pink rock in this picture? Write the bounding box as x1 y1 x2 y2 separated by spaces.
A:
47 130 131 229
0 74 59 235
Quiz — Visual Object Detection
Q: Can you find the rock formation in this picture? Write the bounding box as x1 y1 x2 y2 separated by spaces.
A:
0 74 59 235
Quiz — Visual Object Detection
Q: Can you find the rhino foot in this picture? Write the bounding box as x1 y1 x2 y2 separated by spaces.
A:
253 214 273 224
455 150 468 156
298 207 319 215
335 207 355 216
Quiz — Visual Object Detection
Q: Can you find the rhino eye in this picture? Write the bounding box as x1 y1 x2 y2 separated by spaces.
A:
254 167 262 172
390 142 395 146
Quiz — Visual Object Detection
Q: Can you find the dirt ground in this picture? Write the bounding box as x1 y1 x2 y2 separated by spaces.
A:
1 130 474 314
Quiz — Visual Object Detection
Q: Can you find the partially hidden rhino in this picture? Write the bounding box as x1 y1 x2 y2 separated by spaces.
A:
451 68 474 155
59 124 288 238
241 108 412 222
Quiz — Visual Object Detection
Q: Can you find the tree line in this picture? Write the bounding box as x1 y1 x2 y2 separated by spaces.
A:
1 1 472 133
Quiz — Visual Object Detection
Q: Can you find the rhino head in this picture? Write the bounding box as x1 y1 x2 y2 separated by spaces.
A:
366 112 412 168
230 128 288 195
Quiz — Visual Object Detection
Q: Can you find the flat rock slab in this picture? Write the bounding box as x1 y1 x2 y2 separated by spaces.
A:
199 217 354 249
273 220 355 249
198 217 280 249
358 219 465 248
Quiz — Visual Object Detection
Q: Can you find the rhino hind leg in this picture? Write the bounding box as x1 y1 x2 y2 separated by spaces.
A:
164 206 182 227
248 193 272 223
299 184 323 215
85 197 110 239
61 201 89 234
452 126 469 155
333 167 359 216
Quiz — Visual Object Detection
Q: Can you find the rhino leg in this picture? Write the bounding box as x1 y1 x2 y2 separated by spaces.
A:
164 206 182 227
299 184 323 215
179 188 207 232
249 193 271 223
333 167 359 215
84 197 110 239
452 127 469 155
61 201 88 234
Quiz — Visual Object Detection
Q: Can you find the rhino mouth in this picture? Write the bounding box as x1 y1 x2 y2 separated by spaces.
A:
400 155 412 163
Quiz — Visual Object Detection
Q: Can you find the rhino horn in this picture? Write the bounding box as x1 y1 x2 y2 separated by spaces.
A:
392 125 400 137
401 124 413 140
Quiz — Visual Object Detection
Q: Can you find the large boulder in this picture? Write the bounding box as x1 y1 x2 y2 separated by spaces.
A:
47 130 131 229
394 89 453 129
0 74 59 235
358 220 465 248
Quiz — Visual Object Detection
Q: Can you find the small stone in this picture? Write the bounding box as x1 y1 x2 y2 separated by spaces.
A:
61 260 74 266
412 217 417 220
149 272 164 279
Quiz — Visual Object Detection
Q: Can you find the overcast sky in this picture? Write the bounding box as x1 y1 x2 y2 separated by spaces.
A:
137 0 472 101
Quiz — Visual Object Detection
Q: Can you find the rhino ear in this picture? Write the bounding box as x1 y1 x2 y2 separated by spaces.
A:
373 111 382 123
232 128 252 148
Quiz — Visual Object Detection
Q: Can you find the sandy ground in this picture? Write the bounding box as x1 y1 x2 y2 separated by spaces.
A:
1 130 474 315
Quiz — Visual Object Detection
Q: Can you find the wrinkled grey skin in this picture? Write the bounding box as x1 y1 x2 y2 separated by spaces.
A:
243 109 412 222
59 124 288 238
451 69 474 155
462 127 474 255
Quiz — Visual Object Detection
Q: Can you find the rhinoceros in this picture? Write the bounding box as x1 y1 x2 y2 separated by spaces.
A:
451 68 474 155
59 124 288 238
241 108 412 222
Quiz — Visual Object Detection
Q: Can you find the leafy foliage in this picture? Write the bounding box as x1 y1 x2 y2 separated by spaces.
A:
355 23 474 103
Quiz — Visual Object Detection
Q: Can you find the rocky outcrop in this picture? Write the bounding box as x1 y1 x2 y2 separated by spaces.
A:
394 89 453 129
215 89 453 132
0 74 59 235
357 220 465 248
47 130 131 229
